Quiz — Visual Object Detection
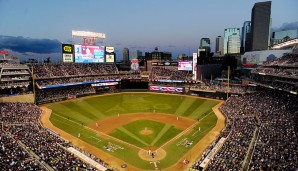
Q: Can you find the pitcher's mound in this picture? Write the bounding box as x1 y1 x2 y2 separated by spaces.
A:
140 129 153 135
138 147 166 161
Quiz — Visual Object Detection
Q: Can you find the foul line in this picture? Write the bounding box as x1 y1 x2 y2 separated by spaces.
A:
86 127 145 151
156 110 214 151
52 112 146 151
157 121 199 151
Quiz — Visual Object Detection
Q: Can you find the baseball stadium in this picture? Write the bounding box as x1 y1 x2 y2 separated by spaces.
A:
1 25 298 171
1 43 298 171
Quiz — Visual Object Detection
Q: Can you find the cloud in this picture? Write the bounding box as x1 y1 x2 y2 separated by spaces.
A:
272 21 298 32
0 35 61 54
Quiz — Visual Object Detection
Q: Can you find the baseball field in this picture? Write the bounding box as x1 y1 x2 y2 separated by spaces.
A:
40 92 225 171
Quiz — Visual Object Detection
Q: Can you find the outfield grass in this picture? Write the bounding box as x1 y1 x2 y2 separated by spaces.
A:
47 93 220 170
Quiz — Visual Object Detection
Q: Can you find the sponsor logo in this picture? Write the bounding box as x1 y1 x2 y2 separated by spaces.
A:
63 54 73 62
106 47 114 53
150 86 160 91
150 86 183 92
63 45 72 53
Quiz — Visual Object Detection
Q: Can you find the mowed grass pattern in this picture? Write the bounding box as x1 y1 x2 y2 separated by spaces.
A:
109 120 182 148
47 93 220 169
48 93 219 125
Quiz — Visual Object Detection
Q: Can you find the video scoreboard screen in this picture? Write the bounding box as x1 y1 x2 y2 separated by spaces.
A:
74 45 105 63
178 61 192 71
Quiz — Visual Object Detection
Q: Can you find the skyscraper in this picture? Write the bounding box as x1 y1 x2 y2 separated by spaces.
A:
215 36 224 56
224 28 240 54
228 33 241 54
200 38 211 52
132 50 143 59
241 21 251 53
250 1 271 51
123 48 129 63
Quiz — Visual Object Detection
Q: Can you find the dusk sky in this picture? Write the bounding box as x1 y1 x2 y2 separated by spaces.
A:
0 0 297 62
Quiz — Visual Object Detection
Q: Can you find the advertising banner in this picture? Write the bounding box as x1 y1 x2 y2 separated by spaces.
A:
193 53 197 80
178 61 192 71
62 44 73 54
63 54 73 62
149 86 183 92
106 47 114 53
106 54 114 63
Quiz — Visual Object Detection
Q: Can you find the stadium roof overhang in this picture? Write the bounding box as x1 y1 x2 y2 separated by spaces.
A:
272 38 298 50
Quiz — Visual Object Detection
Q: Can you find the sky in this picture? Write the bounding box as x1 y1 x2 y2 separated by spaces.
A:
0 0 297 62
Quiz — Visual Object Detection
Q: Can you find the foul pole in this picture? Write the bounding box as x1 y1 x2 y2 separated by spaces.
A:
227 66 230 99
31 66 36 104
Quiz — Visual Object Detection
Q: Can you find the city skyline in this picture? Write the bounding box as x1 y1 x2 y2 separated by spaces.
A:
0 0 297 62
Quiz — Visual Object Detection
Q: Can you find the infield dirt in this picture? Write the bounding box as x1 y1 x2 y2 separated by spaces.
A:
88 113 196 134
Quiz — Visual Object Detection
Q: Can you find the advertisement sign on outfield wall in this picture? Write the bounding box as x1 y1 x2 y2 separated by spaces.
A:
149 86 183 93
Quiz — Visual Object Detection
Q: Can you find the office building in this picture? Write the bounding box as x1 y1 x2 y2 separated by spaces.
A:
228 33 241 54
132 50 143 59
224 28 240 54
123 48 129 63
200 38 211 52
215 36 224 56
241 21 251 53
250 1 272 51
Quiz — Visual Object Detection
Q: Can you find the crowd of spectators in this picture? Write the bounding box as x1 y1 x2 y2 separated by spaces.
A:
0 87 32 97
35 73 142 87
251 53 298 91
0 129 46 170
36 85 95 103
189 82 251 94
252 75 297 92
192 91 298 170
1 103 41 123
251 67 298 79
263 53 298 67
1 102 115 170
206 117 257 170
29 63 119 78
150 66 193 81
7 124 96 170
249 53 298 94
